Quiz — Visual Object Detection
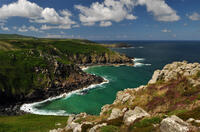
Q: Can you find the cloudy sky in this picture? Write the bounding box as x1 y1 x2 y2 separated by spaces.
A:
0 0 199 40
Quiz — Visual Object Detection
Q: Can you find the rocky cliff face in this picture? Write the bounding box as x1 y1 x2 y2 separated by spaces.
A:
51 61 200 132
67 52 133 65
0 59 104 116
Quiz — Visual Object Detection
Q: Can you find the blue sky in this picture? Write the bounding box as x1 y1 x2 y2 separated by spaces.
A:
0 0 200 40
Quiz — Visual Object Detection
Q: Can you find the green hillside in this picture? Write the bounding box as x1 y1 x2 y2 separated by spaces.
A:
0 37 132 107
0 34 34 39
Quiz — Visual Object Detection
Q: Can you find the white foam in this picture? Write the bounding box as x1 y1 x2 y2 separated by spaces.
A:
133 58 145 62
20 78 109 116
132 58 151 67
81 66 89 71
134 62 151 67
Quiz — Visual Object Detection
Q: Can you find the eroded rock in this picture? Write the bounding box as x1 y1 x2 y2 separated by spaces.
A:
108 108 123 120
160 115 191 132
123 106 150 125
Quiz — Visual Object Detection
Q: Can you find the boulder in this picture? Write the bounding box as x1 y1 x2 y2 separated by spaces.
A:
89 123 107 132
123 106 150 125
100 104 111 116
114 91 135 104
108 108 123 120
160 115 190 132
64 122 82 132
148 70 161 84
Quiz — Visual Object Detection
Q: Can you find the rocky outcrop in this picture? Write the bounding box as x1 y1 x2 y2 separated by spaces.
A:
160 115 192 132
108 108 123 120
68 52 133 65
0 60 104 116
148 61 200 84
113 91 135 104
50 61 200 132
89 123 107 132
123 107 150 125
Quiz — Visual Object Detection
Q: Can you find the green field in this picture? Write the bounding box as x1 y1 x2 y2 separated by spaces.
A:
0 114 68 132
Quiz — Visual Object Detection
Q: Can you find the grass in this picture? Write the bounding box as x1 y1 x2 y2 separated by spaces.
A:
0 114 68 132
129 117 161 132
100 125 119 132
0 38 119 105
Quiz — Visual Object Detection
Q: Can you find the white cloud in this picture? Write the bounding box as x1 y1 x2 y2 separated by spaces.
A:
137 0 180 22
75 0 180 26
29 26 39 32
40 24 71 30
0 23 9 31
16 25 40 32
188 12 200 21
1 26 9 31
0 0 76 29
18 25 28 32
100 21 112 27
44 34 75 38
75 0 138 26
161 29 171 33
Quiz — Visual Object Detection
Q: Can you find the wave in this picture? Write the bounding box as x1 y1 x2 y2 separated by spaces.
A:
133 58 145 62
132 58 151 67
134 62 151 67
20 78 109 116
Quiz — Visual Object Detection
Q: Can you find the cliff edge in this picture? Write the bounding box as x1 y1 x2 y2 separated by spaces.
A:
52 61 200 132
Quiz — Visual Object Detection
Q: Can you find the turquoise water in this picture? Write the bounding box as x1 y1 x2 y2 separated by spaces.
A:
33 41 200 115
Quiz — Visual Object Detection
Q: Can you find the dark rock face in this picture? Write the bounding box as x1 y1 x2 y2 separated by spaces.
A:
67 53 133 65
0 61 104 116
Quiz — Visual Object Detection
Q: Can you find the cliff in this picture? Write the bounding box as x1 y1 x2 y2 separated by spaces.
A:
0 38 133 115
52 61 200 132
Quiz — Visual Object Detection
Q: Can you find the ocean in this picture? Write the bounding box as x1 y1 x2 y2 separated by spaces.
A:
20 41 200 115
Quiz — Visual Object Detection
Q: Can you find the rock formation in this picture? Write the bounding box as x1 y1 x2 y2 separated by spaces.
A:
51 61 200 132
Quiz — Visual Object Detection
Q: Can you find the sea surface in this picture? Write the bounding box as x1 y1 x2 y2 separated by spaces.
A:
21 41 200 115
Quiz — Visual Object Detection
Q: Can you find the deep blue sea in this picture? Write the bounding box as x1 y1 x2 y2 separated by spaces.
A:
24 41 200 115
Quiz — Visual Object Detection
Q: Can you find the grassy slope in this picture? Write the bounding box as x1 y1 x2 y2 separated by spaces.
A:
0 114 68 132
0 38 116 103
0 38 113 131
67 65 200 132
0 34 34 39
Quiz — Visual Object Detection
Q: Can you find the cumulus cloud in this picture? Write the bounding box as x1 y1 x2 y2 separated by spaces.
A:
137 0 180 22
16 25 40 32
44 34 75 38
75 0 138 26
0 0 75 29
75 0 180 26
0 23 9 31
1 26 9 31
100 21 112 27
188 12 200 21
161 29 171 33
41 24 71 30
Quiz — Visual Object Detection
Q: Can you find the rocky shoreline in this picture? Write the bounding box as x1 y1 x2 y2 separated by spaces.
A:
0 65 104 116
0 60 134 116
51 61 200 132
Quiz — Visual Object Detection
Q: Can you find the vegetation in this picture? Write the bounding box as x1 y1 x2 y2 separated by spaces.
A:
0 114 68 132
100 125 119 132
0 34 34 39
0 36 123 105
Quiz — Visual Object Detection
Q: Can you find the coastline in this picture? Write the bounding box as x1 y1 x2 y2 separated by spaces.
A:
20 77 109 116
0 61 134 116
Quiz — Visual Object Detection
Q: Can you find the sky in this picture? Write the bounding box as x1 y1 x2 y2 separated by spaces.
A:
0 0 200 40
